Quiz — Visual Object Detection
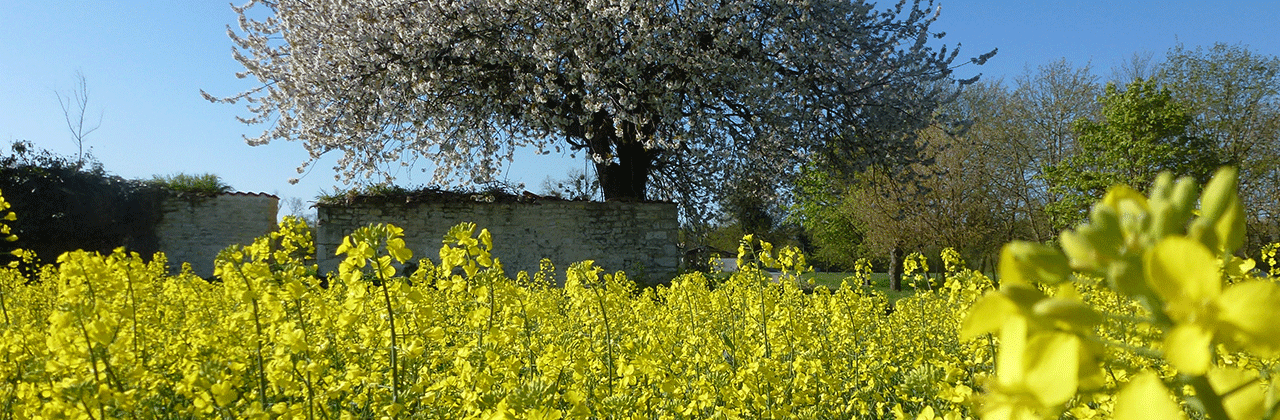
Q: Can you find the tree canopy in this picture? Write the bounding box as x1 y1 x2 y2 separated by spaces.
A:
1043 79 1219 229
1156 43 1280 248
209 0 990 219
782 44 1280 272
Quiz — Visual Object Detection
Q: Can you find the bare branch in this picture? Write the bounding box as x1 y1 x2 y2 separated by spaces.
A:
54 70 103 167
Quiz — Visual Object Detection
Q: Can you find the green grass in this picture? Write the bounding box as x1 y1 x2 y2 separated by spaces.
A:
799 271 939 302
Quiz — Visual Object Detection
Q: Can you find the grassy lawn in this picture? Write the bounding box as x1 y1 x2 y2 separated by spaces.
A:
797 271 936 302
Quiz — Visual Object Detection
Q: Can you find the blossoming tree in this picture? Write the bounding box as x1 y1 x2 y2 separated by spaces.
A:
207 0 991 213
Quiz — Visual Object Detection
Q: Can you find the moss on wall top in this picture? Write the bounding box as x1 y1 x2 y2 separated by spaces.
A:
317 184 565 207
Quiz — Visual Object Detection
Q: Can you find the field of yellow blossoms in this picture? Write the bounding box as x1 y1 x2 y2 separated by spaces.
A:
1 168 1279 419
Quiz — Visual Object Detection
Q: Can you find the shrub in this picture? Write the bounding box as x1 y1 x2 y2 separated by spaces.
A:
0 140 161 265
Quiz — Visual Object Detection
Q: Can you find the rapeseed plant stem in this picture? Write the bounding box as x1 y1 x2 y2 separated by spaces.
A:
123 269 144 368
517 290 537 377
291 295 319 420
1189 374 1231 420
592 281 616 394
759 277 771 360
376 263 401 412
73 260 125 393
0 281 9 325
235 263 270 409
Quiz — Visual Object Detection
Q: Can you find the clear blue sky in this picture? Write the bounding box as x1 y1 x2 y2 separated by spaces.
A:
2 0 1277 214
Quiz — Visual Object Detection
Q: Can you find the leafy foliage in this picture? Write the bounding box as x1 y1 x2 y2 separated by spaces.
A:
1155 42 1280 255
539 169 600 201
315 182 532 206
1043 79 1220 230
790 123 1009 272
788 164 869 270
791 46 1280 271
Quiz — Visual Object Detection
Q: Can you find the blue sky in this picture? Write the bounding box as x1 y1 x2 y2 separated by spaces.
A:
2 0 1277 214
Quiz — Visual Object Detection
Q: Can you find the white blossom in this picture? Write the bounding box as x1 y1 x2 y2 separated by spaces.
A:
208 0 987 223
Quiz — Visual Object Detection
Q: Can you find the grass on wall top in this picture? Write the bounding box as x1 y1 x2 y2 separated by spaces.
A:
149 173 232 197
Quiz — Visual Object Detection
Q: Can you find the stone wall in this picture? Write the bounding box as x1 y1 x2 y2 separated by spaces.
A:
156 193 279 276
316 201 680 284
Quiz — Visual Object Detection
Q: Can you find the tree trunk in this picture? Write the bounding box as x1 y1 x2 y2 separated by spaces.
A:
889 245 904 292
584 113 658 201
597 139 656 201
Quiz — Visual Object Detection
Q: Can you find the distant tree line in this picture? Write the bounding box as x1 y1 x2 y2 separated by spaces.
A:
719 43 1280 281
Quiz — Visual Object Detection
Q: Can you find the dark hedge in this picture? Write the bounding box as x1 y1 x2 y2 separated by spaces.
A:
0 141 164 266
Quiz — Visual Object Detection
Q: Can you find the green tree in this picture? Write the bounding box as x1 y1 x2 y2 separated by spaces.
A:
701 168 805 260
1155 43 1280 248
789 67 1100 273
788 164 868 271
959 62 1101 245
1044 79 1219 230
789 123 1010 276
720 171 779 240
